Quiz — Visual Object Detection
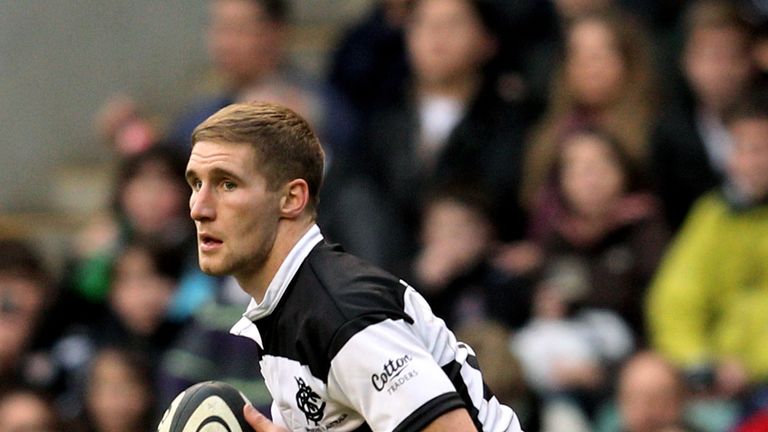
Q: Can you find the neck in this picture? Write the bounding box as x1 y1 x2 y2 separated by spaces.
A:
236 216 315 302
417 72 482 102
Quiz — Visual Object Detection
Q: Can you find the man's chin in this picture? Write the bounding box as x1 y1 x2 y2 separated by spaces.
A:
198 260 230 276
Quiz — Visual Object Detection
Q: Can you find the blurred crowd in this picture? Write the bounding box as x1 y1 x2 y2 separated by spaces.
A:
2 0 768 431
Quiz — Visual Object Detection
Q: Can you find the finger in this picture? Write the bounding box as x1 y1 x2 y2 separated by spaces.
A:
243 404 276 431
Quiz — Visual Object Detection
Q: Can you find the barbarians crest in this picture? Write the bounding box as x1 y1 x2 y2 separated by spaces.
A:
295 377 326 425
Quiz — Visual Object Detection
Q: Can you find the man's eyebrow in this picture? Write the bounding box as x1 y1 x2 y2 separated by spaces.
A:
185 167 243 182
209 167 242 181
184 169 197 182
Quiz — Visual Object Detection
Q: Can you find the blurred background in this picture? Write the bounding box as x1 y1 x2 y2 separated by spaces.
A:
0 0 372 271
1 0 768 431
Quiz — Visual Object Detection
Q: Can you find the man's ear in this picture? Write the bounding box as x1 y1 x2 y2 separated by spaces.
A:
279 179 310 219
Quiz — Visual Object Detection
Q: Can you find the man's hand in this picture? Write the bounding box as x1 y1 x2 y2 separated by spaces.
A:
243 405 289 432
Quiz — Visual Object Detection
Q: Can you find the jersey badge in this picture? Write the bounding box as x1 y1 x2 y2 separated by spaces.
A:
295 377 326 425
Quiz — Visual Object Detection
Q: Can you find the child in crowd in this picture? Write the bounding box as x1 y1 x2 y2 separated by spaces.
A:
80 348 154 432
409 185 532 330
648 87 768 402
0 240 57 392
66 146 211 323
102 241 183 352
519 129 668 342
51 240 183 421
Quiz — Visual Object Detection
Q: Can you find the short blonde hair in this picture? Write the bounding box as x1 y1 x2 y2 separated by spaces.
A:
192 102 325 209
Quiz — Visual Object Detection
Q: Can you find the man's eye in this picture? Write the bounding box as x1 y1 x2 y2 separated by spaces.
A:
222 181 237 191
193 180 203 190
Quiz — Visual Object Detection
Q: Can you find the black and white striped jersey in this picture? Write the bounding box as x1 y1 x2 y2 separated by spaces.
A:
231 225 523 432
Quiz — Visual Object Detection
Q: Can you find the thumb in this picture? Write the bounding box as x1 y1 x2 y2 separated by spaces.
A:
243 404 275 431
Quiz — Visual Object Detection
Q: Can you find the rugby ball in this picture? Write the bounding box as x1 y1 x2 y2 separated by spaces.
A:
157 381 255 432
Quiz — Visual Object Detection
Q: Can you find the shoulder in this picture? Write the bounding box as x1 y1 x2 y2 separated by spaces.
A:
686 191 729 222
267 243 414 377
300 243 411 323
663 191 730 252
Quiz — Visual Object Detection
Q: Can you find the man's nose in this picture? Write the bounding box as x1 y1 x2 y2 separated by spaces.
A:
190 186 215 221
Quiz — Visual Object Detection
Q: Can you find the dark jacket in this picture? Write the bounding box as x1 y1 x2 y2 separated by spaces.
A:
650 94 722 230
358 85 528 256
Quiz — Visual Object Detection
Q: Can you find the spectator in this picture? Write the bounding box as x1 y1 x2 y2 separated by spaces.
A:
64 146 211 323
510 0 616 113
525 129 668 342
647 86 768 399
331 0 527 269
512 270 634 422
172 0 321 144
614 351 695 432
100 241 184 354
80 349 154 432
651 0 757 230
408 185 532 330
0 240 57 393
0 388 63 432
328 0 410 118
521 9 657 211
52 241 184 421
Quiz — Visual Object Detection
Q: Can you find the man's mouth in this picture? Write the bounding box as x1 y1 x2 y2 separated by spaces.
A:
199 234 223 251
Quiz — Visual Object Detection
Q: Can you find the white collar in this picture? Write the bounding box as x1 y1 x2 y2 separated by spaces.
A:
229 224 323 342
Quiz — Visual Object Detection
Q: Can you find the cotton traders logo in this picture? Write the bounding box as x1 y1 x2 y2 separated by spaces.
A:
295 377 325 425
371 354 418 394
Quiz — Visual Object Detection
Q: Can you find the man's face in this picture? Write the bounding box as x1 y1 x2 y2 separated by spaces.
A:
727 117 768 202
207 0 283 86
186 141 282 280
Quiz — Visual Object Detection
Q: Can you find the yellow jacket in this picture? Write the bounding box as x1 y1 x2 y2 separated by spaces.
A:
647 191 768 380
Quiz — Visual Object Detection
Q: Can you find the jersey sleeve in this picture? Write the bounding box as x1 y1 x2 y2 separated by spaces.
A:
326 317 465 432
